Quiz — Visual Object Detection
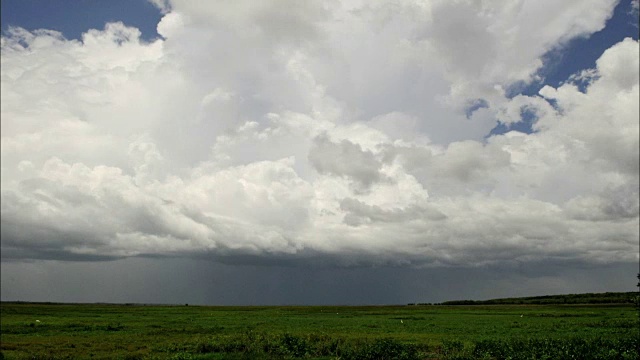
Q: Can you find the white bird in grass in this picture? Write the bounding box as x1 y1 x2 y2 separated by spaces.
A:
400 320 403 324
35 320 40 323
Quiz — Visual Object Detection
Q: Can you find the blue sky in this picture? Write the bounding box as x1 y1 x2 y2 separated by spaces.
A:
1 0 162 41
495 0 639 135
535 0 639 89
1 1 638 305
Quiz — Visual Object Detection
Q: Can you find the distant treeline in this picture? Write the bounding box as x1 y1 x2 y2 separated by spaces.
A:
412 292 639 306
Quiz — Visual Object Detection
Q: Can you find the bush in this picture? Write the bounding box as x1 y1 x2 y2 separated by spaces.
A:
169 332 639 360
170 353 194 360
189 333 424 359
340 338 420 360
469 337 640 360
279 334 311 357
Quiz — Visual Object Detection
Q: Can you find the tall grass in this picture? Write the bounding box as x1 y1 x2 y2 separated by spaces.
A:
164 332 639 360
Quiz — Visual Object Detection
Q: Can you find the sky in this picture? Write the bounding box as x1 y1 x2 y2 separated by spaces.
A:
1 0 638 305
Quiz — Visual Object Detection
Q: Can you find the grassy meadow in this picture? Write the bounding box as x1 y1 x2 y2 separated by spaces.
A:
1 301 638 359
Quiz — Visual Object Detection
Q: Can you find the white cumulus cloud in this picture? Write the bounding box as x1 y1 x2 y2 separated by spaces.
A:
1 1 637 268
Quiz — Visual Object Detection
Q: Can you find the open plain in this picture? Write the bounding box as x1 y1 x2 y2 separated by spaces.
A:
1 299 638 359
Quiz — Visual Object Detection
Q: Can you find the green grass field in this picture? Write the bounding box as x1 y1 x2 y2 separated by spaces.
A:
1 302 638 359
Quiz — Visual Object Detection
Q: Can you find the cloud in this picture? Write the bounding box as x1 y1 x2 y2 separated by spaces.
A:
1 2 637 269
2 257 637 305
630 0 640 17
420 0 618 107
148 0 171 15
308 135 385 189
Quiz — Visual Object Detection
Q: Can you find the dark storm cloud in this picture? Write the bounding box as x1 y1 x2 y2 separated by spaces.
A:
1 257 637 305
